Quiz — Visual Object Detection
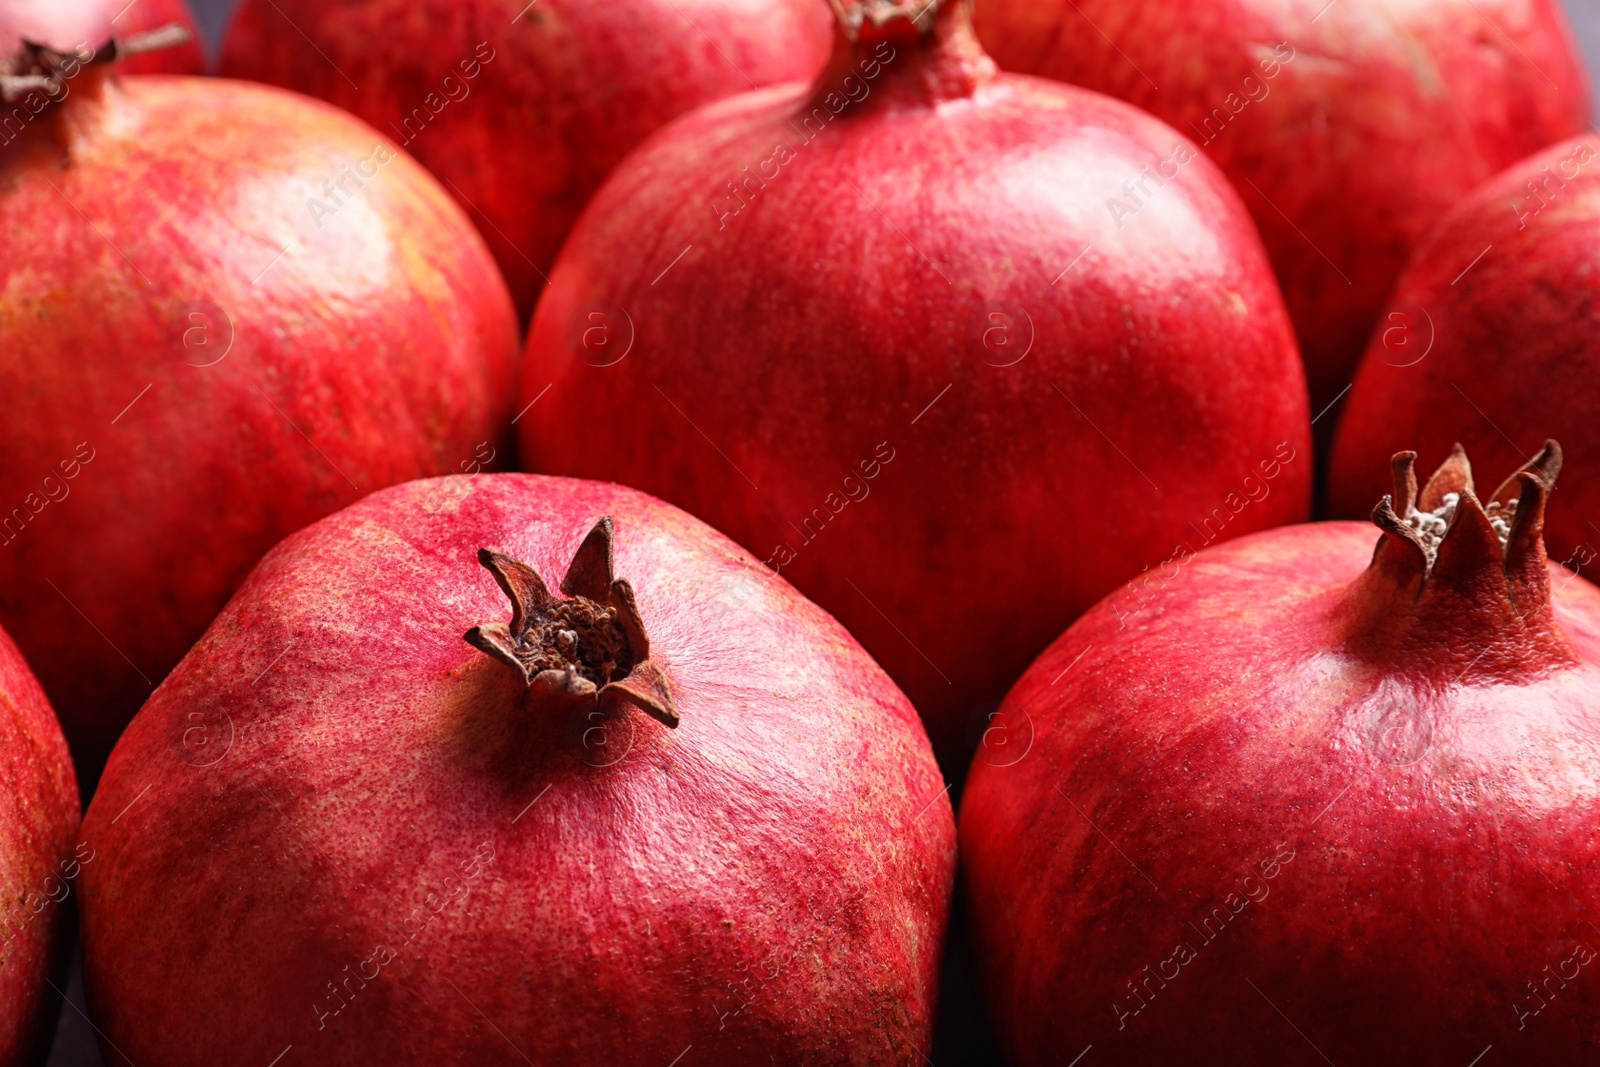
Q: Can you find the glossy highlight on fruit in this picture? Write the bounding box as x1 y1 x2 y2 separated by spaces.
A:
0 624 79 1067
973 0 1593 416
80 473 955 1066
962 442 1600 1063
0 28 520 777
220 0 834 318
518 0 1312 762
1330 133 1600 572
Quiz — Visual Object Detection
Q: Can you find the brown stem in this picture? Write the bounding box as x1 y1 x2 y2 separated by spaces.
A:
0 23 190 104
464 517 679 729
116 25 193 58
1339 442 1572 676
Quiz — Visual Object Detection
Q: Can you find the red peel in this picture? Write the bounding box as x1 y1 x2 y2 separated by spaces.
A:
963 443 1600 1063
0 6 520 777
519 0 1312 764
81 474 955 1065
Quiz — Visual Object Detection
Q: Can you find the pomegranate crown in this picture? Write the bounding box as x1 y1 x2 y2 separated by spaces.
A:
812 0 992 105
826 0 940 39
464 517 679 728
1346 440 1570 673
0 23 189 104
1371 440 1561 582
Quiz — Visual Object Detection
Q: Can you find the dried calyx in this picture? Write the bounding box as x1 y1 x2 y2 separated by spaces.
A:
1372 441 1560 578
1397 481 1519 567
813 0 992 104
1345 440 1570 672
826 0 942 38
465 517 678 728
0 24 190 104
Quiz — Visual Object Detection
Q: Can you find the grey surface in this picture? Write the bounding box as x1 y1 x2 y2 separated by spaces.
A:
1568 0 1600 85
41 1 1600 1065
187 0 234 55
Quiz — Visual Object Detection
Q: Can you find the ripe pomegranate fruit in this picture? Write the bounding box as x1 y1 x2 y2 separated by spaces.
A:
1330 134 1600 574
0 23 520 777
220 0 834 318
962 442 1600 1063
80 473 955 1065
972 0 1592 420
517 0 1312 763
0 625 79 1067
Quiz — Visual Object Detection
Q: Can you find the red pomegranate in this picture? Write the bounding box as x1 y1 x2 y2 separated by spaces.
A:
79 473 955 1065
0 19 520 777
1330 133 1600 574
220 0 834 318
0 626 78 1067
961 442 1600 1063
517 0 1312 763
972 0 1592 419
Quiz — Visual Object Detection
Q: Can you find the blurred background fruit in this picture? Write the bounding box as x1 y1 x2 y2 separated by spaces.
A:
973 0 1593 440
1329 134 1600 573
81 474 953 1066
0 628 78 1067
218 0 834 320
519 0 1313 768
0 11 520 783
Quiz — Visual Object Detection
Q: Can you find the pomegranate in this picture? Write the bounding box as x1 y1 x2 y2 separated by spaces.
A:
79 473 955 1065
0 626 78 1067
961 442 1600 1063
972 0 1592 419
219 0 834 319
0 21 520 777
517 0 1312 763
1330 133 1600 575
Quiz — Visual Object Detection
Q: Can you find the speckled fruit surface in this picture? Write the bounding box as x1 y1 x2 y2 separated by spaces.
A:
962 444 1600 1063
517 0 1312 764
973 0 1592 417
220 0 834 319
0 55 519 776
1330 134 1600 571
0 625 79 1067
80 473 955 1066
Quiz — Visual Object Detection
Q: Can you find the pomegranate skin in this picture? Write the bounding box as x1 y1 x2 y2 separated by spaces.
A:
518 1 1312 762
0 626 78 1067
1330 134 1600 569
962 448 1600 1063
0 73 519 775
219 0 834 319
973 0 1592 416
80 474 955 1066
